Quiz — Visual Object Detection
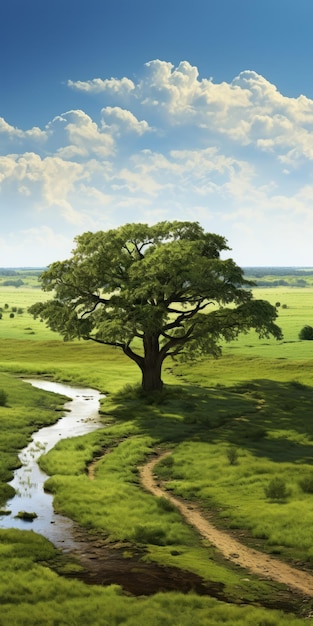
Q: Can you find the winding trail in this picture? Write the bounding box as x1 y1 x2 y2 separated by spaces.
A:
139 452 313 598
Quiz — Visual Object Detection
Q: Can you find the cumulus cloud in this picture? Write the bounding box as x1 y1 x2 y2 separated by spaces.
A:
4 60 313 265
49 110 115 159
67 76 135 95
101 107 151 135
0 117 47 141
69 61 313 166
0 151 87 225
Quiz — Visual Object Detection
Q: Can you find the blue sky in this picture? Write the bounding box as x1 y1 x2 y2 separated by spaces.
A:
1 0 313 266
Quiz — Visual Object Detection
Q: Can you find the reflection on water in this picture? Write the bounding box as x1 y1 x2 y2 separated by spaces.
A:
0 379 104 550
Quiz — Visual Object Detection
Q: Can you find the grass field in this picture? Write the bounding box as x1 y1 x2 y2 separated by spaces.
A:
1 273 313 623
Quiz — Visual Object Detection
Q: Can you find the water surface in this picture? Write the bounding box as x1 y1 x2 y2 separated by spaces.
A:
0 379 103 550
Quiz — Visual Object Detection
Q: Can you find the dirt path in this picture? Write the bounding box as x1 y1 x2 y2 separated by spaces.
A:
139 452 313 598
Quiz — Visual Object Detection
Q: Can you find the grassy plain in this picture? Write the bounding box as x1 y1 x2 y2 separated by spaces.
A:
0 272 313 623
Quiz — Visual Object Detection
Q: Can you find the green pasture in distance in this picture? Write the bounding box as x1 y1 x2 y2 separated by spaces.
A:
0 339 140 393
1 282 313 363
0 286 63 341
219 287 313 361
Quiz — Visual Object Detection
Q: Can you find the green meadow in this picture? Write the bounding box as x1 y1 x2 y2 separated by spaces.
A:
1 270 313 623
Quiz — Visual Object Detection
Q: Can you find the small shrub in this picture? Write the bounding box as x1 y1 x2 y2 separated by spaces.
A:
156 496 176 512
299 325 313 340
244 426 267 441
226 446 238 465
133 523 166 545
264 477 289 500
15 511 38 521
299 474 313 493
0 389 8 406
282 304 288 309
9 313 14 319
160 455 174 468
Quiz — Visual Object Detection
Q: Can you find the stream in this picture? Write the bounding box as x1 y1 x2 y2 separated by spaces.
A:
0 379 223 596
0 381 300 604
0 379 104 551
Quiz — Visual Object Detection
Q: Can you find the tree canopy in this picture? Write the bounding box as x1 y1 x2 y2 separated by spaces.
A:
29 221 282 392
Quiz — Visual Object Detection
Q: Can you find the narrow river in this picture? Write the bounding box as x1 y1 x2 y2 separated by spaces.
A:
0 379 104 551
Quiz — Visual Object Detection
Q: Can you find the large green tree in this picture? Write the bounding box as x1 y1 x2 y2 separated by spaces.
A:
30 221 282 392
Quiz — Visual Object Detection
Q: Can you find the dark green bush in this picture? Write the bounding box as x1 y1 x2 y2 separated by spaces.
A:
226 446 238 465
133 523 167 545
264 477 289 500
299 474 313 493
299 325 313 340
15 511 38 521
0 389 8 406
156 496 176 512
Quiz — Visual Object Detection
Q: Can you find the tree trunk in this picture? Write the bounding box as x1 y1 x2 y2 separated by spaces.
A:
141 363 163 392
141 333 164 392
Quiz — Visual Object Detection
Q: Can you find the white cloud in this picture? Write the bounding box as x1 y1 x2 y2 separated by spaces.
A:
0 117 47 141
53 110 115 159
0 226 74 266
4 60 313 265
82 61 313 166
101 107 151 135
67 76 135 95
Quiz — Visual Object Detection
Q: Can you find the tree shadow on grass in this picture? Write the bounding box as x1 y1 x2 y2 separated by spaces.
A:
105 379 313 464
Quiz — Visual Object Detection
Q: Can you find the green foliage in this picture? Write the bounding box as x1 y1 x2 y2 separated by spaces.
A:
299 325 313 340
15 511 38 521
133 523 167 545
226 446 239 465
0 389 7 406
2 279 24 287
29 221 282 391
298 474 313 493
264 477 289 501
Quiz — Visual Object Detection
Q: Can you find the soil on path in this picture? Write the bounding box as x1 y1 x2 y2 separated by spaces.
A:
139 452 313 598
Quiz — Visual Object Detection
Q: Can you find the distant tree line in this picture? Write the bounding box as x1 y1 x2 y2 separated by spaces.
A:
1 279 24 287
254 279 307 287
0 269 18 276
244 267 313 277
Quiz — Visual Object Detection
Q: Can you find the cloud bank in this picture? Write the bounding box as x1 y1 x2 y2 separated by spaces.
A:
1 60 313 266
